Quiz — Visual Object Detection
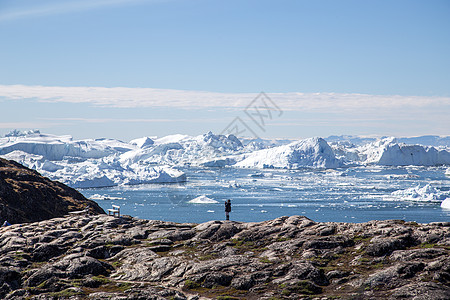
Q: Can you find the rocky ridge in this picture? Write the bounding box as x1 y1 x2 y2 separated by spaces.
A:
0 158 105 224
0 214 448 299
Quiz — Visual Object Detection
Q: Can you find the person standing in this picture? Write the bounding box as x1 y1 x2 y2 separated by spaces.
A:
225 199 231 221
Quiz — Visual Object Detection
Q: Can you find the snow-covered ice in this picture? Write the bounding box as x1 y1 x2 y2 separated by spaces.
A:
0 131 186 188
441 198 450 209
390 184 449 202
331 137 450 166
1 129 450 189
235 137 343 169
89 194 125 201
188 195 219 204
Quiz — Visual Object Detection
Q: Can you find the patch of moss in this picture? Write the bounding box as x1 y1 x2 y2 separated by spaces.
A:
308 256 333 267
198 253 218 261
117 282 132 292
48 288 84 298
111 261 123 268
276 237 291 242
358 257 371 263
13 251 26 261
281 280 322 296
405 221 420 227
353 235 372 243
92 275 111 285
36 280 49 289
184 279 201 289
419 242 437 249
259 257 272 264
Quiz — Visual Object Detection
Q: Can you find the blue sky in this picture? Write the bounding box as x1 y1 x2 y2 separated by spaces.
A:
0 0 449 140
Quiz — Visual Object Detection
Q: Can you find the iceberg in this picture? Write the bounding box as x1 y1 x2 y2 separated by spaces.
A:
441 198 450 209
121 165 187 185
89 194 125 201
70 175 116 189
0 133 133 161
188 195 219 204
390 184 449 202
333 137 450 166
200 157 237 167
235 137 343 169
0 132 186 188
129 136 155 149
119 131 243 167
2 130 449 189
376 143 450 166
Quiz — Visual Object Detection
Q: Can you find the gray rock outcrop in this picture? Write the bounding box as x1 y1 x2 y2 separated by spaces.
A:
0 215 448 299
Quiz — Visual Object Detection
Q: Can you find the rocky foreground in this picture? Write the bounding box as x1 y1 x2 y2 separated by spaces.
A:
0 214 449 300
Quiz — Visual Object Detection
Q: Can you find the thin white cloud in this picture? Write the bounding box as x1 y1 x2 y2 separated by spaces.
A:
40 117 230 123
0 121 59 129
0 0 161 22
0 84 449 112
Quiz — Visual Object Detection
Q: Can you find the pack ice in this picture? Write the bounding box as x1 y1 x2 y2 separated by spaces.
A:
0 131 186 188
1 130 450 188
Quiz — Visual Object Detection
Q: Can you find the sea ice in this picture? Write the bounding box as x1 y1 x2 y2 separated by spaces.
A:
89 194 125 201
441 198 450 209
391 184 449 202
188 195 219 204
1 130 449 190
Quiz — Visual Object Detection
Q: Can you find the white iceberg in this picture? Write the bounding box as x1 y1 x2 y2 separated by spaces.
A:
377 143 450 166
235 137 342 169
70 175 116 189
352 137 450 166
200 157 237 167
121 165 187 185
89 194 125 201
441 198 450 209
391 184 449 202
3 130 449 190
188 195 219 204
0 132 187 188
129 136 155 148
0 133 133 161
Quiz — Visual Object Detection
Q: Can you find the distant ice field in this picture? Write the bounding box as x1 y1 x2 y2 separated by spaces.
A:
81 166 450 224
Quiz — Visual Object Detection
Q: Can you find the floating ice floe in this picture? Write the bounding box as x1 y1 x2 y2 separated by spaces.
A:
441 198 450 209
89 194 125 201
228 181 241 188
188 195 219 204
390 184 449 202
385 174 420 180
